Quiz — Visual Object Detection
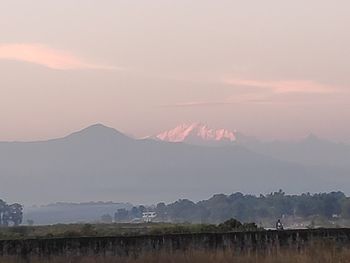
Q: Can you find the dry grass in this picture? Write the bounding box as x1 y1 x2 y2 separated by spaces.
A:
3 245 350 263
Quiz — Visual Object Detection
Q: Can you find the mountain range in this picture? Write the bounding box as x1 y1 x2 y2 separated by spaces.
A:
1 123 349 206
152 123 350 167
151 122 236 144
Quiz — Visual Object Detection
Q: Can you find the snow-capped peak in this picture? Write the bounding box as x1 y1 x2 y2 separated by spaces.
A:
154 122 236 143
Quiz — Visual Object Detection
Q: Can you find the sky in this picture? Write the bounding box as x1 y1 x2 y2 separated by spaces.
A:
1 0 350 142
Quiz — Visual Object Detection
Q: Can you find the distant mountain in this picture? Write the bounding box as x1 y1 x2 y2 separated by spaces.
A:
242 134 350 168
150 122 237 145
0 124 349 206
150 123 350 168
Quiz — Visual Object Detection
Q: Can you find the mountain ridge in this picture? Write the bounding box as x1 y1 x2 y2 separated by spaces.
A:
150 122 237 144
1 123 349 205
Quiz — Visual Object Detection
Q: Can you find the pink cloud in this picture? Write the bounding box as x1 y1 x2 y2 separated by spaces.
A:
164 94 269 108
224 78 335 94
0 43 118 70
168 78 340 108
165 101 230 107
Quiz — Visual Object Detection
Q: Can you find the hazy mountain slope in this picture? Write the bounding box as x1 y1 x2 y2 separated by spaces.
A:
151 123 350 168
0 124 348 205
241 135 350 168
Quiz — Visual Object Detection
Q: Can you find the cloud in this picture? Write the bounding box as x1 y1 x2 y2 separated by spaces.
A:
164 95 270 108
0 43 118 70
167 78 342 108
164 101 232 107
224 78 335 94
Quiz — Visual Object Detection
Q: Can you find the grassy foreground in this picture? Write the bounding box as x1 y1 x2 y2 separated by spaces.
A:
2 245 350 263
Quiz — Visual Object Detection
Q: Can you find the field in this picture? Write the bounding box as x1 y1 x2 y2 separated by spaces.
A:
0 223 157 240
0 220 260 240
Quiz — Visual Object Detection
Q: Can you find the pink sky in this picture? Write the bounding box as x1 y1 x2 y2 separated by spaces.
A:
0 0 349 142
0 43 117 70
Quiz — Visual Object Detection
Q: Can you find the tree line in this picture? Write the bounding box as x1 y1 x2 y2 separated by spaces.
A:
0 199 23 226
114 190 350 224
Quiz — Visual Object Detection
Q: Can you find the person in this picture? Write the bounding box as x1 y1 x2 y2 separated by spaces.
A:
276 219 284 230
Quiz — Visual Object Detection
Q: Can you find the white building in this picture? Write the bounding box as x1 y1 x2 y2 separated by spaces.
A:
142 212 156 222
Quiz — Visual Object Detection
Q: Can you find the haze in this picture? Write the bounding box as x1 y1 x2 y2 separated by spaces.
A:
1 0 350 142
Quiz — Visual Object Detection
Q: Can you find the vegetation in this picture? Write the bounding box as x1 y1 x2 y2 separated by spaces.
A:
0 199 23 226
149 218 260 235
114 190 350 225
0 218 259 240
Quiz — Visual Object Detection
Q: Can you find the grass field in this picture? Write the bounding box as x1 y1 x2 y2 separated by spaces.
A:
0 220 260 240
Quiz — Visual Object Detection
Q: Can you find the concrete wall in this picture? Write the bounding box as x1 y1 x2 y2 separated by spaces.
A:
1 228 350 260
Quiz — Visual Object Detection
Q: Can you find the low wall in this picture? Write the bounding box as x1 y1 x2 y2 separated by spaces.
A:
1 228 350 259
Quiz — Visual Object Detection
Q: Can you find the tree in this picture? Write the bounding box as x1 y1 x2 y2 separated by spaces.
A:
0 200 23 227
101 214 113 223
27 219 34 226
114 208 129 222
0 199 6 226
8 203 23 226
130 206 142 218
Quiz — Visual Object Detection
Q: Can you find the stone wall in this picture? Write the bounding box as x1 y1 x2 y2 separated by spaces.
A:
1 228 350 260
